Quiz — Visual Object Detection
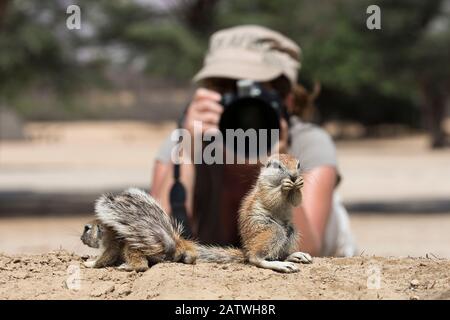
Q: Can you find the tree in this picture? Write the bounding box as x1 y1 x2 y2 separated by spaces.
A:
355 0 450 147
212 0 449 146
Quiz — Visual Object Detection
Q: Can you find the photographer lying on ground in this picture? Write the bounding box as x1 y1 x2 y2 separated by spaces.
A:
150 25 356 257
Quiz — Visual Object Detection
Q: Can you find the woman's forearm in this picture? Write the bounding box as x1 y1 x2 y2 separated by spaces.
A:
293 166 337 256
293 206 322 256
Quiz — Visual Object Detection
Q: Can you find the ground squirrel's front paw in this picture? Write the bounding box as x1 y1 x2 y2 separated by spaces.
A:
286 252 313 264
294 177 304 189
281 179 295 192
83 260 97 268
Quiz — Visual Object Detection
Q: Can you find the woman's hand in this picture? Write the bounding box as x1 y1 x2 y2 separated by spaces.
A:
183 88 223 135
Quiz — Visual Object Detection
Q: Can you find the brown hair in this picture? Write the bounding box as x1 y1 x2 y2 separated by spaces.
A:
270 76 321 122
291 82 321 121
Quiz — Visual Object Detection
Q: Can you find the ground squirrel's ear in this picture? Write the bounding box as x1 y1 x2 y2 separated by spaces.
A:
265 160 271 168
96 224 104 238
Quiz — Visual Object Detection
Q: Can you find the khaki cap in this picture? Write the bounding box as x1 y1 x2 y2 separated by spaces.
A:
193 25 301 86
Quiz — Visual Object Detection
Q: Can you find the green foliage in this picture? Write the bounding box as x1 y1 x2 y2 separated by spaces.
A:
123 22 205 79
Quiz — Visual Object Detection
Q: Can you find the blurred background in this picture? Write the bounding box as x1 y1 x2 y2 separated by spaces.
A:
0 0 449 257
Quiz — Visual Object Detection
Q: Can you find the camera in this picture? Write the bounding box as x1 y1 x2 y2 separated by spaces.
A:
219 79 287 158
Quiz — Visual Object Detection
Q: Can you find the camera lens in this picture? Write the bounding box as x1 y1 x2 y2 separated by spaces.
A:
219 97 280 159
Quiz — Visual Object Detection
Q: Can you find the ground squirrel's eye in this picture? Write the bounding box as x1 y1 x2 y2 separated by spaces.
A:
266 160 271 168
272 161 281 169
83 224 92 234
296 162 301 170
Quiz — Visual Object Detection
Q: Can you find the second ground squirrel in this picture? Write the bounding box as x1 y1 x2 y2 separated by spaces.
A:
81 153 312 273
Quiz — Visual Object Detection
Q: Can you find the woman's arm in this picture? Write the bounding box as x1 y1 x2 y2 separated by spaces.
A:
150 160 172 202
150 88 221 216
293 165 337 256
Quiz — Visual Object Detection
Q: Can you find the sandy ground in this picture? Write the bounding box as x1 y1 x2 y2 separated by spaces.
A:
0 251 449 300
0 121 175 192
0 214 449 300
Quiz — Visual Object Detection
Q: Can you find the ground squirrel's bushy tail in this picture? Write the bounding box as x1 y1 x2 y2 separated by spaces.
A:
196 245 245 263
95 188 244 264
95 188 185 260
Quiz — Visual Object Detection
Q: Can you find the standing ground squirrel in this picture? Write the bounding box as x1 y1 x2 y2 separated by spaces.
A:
81 153 312 273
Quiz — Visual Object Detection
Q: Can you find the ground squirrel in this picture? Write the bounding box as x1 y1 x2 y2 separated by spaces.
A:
80 195 196 272
81 221 150 272
81 153 312 273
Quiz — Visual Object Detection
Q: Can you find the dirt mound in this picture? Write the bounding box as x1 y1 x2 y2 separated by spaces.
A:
0 251 448 300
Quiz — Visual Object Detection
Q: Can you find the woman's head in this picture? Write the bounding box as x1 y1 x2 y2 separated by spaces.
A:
195 25 318 121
